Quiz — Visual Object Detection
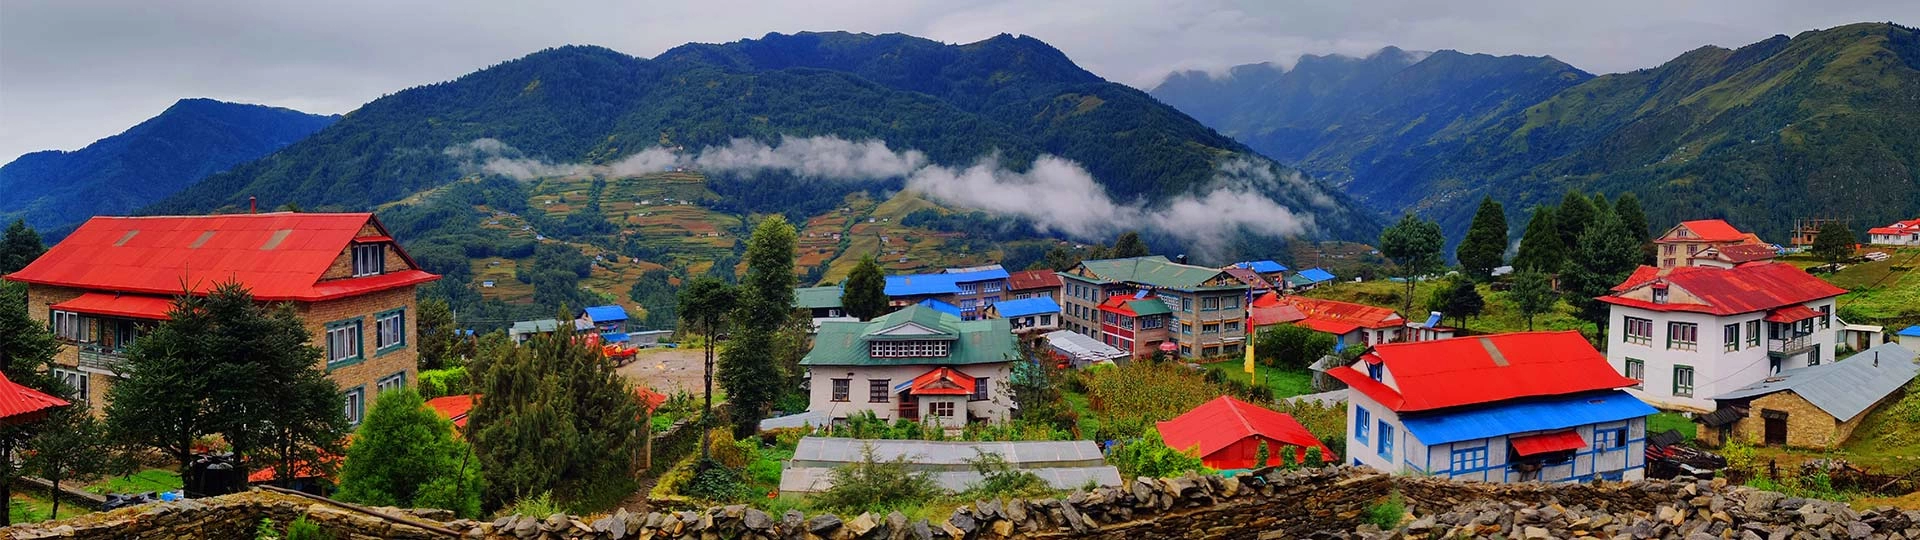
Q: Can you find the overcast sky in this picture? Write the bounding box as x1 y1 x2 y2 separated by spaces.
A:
3 0 1915 163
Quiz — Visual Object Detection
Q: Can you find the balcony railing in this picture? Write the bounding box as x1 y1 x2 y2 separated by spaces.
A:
1768 335 1812 355
77 343 131 373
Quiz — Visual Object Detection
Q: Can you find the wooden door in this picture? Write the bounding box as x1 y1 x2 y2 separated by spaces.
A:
1762 410 1787 445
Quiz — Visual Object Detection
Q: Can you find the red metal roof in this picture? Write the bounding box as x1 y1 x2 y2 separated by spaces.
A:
1328 331 1637 412
1868 219 1920 235
910 367 976 396
4 213 438 302
1600 262 1845 316
1764 305 1822 323
1097 294 1137 317
426 394 476 429
1282 296 1403 330
1250 291 1284 308
1661 220 1748 243
50 292 175 320
1294 317 1362 335
1156 396 1333 460
1250 304 1307 328
1006 269 1062 291
1510 431 1585 456
1612 266 1662 292
1698 244 1777 264
0 371 69 425
637 387 668 413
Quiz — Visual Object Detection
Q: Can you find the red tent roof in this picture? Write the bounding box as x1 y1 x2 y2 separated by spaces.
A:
5 213 437 302
50 292 175 320
1328 331 1637 412
1600 262 1845 316
0 371 69 425
426 394 476 429
1662 220 1748 243
1764 305 1822 323
1282 297 1403 330
1510 431 1585 456
910 367 976 396
1156 396 1332 460
1006 269 1062 291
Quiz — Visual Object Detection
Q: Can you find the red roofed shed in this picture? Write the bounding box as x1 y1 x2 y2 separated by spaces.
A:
1157 396 1334 469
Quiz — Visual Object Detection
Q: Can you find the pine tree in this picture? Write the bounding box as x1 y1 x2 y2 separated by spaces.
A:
1561 211 1642 338
0 220 45 274
842 255 889 321
337 388 483 518
1510 270 1556 331
1379 214 1445 316
417 298 460 370
1614 193 1652 264
677 277 736 461
1812 221 1856 266
1457 196 1509 280
1555 191 1596 252
24 411 106 519
1444 279 1486 328
1109 231 1150 258
721 216 797 436
1514 206 1564 273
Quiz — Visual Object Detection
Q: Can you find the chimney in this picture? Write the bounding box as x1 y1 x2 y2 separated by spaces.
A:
1176 254 1188 265
1873 351 1879 367
249 196 257 214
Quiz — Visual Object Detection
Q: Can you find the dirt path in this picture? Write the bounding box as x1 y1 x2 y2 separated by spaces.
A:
618 348 712 396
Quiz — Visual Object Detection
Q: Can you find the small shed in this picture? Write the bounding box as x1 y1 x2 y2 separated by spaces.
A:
508 319 560 344
1895 325 1920 344
1700 343 1917 448
1155 395 1335 470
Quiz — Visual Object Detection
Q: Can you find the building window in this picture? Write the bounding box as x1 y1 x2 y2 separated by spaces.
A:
326 319 363 366
983 282 1002 293
971 377 989 401
1673 365 1694 397
1624 358 1644 388
1224 321 1241 333
1666 322 1697 351
1223 296 1239 310
375 309 405 351
1355 407 1371 443
1139 316 1162 329
1450 447 1488 472
1746 320 1760 347
377 372 406 394
982 296 999 306
958 283 978 295
1723 323 1739 352
1377 422 1394 459
52 368 88 405
1593 427 1626 450
1181 297 1193 312
1202 323 1220 334
344 387 366 426
930 401 955 418
1040 314 1054 326
1818 305 1831 329
1809 345 1822 366
868 379 890 403
50 310 90 342
1653 288 1669 304
831 379 850 402
1623 317 1652 345
960 299 977 309
869 340 950 358
1366 362 1384 381
1202 297 1220 311
352 244 386 277
1182 323 1192 335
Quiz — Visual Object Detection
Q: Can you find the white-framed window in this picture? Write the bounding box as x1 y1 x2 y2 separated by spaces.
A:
1667 322 1698 351
326 320 362 365
869 340 950 358
375 309 405 351
50 310 91 342
958 283 978 295
1224 321 1241 333
1593 428 1626 450
930 401 956 418
1746 320 1760 347
376 372 406 394
983 282 1001 293
1140 316 1163 329
1202 323 1220 334
351 244 385 277
51 368 88 404
1202 297 1220 311
1624 358 1644 388
1723 323 1740 352
1818 305 1831 329
1450 446 1487 471
1623 317 1653 345
344 387 366 426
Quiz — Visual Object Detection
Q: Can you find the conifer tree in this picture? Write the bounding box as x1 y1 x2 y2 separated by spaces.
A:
677 277 735 460
1510 270 1556 331
1614 193 1652 264
1109 231 1150 258
1555 191 1596 252
721 216 797 436
1812 221 1856 266
1560 211 1642 339
1514 206 1564 273
0 282 65 527
842 255 889 321
417 298 461 370
1457 196 1509 280
0 220 45 274
468 317 644 509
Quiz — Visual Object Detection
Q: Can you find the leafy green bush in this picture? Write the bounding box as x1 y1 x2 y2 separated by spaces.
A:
506 491 566 518
1364 491 1405 529
684 459 748 501
415 367 469 399
1108 430 1209 479
815 445 944 514
962 450 1050 499
284 516 329 540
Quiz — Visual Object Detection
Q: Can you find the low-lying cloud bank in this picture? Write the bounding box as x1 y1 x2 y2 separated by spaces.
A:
445 135 1325 255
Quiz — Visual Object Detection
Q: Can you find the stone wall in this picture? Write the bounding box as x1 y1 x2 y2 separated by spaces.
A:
3 490 451 540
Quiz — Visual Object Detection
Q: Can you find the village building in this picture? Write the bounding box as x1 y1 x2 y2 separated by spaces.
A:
1697 343 1916 449
1687 244 1778 269
915 298 964 317
1156 395 1334 470
1005 269 1063 301
1286 268 1337 291
1654 219 1766 269
1223 260 1286 292
1057 256 1250 360
6 213 439 425
1095 292 1175 359
799 304 1020 428
578 305 630 343
980 296 1061 347
1897 325 1920 344
793 285 855 331
1329 331 1656 483
1867 218 1920 246
883 265 1010 320
1272 295 1454 351
1040 330 1128 368
508 318 563 344
1247 293 1307 331
1599 262 1847 412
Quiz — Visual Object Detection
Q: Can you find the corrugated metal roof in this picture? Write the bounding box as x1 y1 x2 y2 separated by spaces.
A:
801 304 1018 367
425 394 475 429
992 297 1060 318
0 370 70 424
885 267 1010 296
909 367 977 396
1076 256 1233 290
1283 296 1403 330
1398 390 1655 444
1006 269 1062 291
1331 331 1640 412
917 298 963 316
1763 305 1821 323
1510 431 1585 456
1127 298 1171 316
582 305 628 322
1043 330 1127 362
1897 326 1920 337
510 319 559 334
1156 396 1332 459
1235 260 1288 273
4 213 437 302
1296 268 1336 283
1712 343 1917 421
1601 263 1845 315
50 292 175 320
793 286 844 309
1663 220 1748 243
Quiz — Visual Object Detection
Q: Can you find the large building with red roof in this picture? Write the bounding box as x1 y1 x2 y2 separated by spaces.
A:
1599 262 1845 412
1653 219 1766 269
1867 218 1920 246
1272 295 1453 351
1327 331 1655 484
4 212 438 424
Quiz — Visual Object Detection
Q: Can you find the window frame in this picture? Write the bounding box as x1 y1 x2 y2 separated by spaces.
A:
1450 446 1488 472
929 401 955 418
1355 407 1371 444
1723 323 1739 352
1673 365 1695 397
374 308 406 354
970 377 989 402
351 243 386 277
1377 421 1394 459
344 386 366 426
830 379 850 402
1593 427 1627 450
868 379 891 403
1623 317 1653 345
1624 358 1644 388
1666 322 1698 351
325 318 365 369
376 371 406 394
51 368 88 405
1746 320 1761 347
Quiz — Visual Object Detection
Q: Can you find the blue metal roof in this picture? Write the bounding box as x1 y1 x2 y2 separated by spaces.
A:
1297 268 1336 283
1899 325 1920 337
602 332 629 343
1398 390 1656 445
946 268 1011 282
1236 260 1288 273
582 305 629 322
917 298 964 317
885 268 1009 296
993 297 1061 318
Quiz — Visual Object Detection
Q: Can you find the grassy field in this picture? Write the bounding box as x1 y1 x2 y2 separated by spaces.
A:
9 493 91 523
82 469 183 495
1778 247 1920 329
1201 362 1315 399
1647 412 1697 442
1300 279 1594 336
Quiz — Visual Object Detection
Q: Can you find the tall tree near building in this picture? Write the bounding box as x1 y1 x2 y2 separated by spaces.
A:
0 220 45 273
676 277 735 461
0 281 66 527
25 412 107 519
417 298 459 370
1614 193 1653 264
1559 211 1642 339
842 255 889 321
1109 231 1151 258
1442 278 1486 328
721 216 797 437
105 282 348 480
1457 196 1510 280
1509 270 1556 331
1513 206 1564 273
1379 214 1445 316
1812 221 1856 266
1035 246 1083 271
1554 191 1596 252
337 388 483 518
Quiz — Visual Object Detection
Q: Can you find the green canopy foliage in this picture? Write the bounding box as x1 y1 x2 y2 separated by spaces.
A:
1457 196 1509 279
1560 210 1643 336
720 216 797 436
337 388 483 518
1514 205 1564 273
0 220 45 274
842 255 889 321
1379 214 1445 315
1813 221 1857 265
1254 324 1336 371
1510 270 1557 331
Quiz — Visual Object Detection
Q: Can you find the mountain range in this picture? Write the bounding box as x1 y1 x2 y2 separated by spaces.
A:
0 99 337 233
1153 22 1920 242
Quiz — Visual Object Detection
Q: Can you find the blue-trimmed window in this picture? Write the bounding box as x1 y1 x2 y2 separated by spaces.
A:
1366 362 1384 381
1450 446 1488 472
325 319 363 367
1593 427 1627 450
374 308 405 353
1355 407 1371 444
1377 422 1394 459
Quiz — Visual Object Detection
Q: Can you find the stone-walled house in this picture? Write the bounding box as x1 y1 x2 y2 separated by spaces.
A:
1698 342 1917 449
800 304 1020 428
7 213 438 426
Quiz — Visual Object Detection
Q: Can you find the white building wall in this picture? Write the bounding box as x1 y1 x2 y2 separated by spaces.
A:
1607 300 1837 412
805 362 1013 424
1346 390 1412 471
1418 418 1648 484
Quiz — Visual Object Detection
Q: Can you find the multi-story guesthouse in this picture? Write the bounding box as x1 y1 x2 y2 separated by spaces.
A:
1868 218 1920 246
980 296 1061 347
1057 256 1250 360
1329 331 1656 483
7 213 439 425
1599 262 1847 412
1095 291 1174 358
1005 269 1063 302
1654 219 1764 269
884 265 1010 320
800 304 1019 428
1687 244 1778 269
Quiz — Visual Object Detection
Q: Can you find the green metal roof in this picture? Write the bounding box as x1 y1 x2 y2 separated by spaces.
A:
1076 256 1231 290
794 286 844 309
1127 298 1172 316
801 304 1021 367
